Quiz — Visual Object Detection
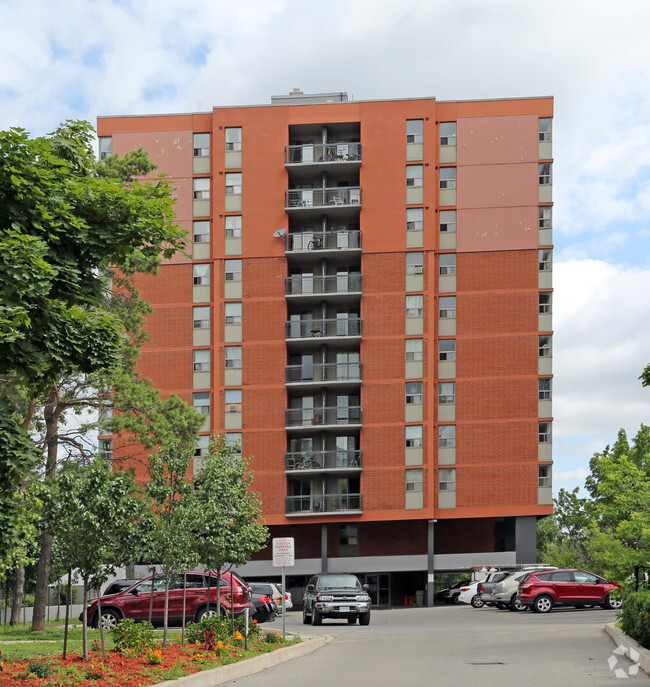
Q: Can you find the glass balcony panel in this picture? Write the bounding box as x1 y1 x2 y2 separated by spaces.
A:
285 143 362 165
285 362 362 384
285 317 362 339
285 493 362 514
286 229 362 252
285 274 362 296
285 450 362 471
285 406 362 427
285 187 362 209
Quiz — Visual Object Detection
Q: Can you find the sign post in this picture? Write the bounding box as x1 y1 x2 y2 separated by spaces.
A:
272 537 295 639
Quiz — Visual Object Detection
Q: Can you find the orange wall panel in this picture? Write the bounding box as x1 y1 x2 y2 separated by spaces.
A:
457 114 538 166
458 162 538 210
457 206 539 253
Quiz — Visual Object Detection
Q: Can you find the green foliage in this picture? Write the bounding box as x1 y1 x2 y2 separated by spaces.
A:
110 619 155 656
620 589 650 649
641 363 650 388
27 660 52 678
184 617 231 645
232 612 260 638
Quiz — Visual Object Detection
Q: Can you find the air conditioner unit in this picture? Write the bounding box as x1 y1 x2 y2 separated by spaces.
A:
228 405 241 413
414 266 424 274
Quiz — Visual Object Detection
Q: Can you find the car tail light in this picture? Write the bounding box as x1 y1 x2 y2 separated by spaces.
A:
285 593 289 600
478 584 484 593
259 595 271 603
460 587 470 593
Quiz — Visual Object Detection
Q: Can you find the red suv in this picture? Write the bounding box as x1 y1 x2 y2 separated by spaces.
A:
83 571 253 629
517 569 622 613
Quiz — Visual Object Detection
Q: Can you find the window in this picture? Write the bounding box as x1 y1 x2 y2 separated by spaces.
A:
539 378 551 400
193 392 210 415
439 468 456 491
225 346 242 368
438 425 456 447
193 221 210 243
225 173 242 194
438 382 455 405
193 263 210 285
439 167 456 189
193 133 210 157
406 295 423 318
225 127 242 151
405 425 423 448
193 349 210 371
99 438 113 461
99 137 112 160
440 210 456 233
539 421 551 443
439 339 456 361
193 306 210 329
538 163 551 185
405 381 423 405
439 296 456 319
406 165 423 187
539 335 551 357
539 206 552 228
225 432 242 453
539 118 552 142
439 254 456 276
406 208 423 231
539 249 551 271
225 302 242 325
194 435 209 457
225 259 242 282
339 523 358 546
538 464 552 487
539 292 551 314
225 215 242 237
440 122 457 146
406 252 424 274
193 178 210 199
225 389 242 412
405 339 423 361
406 119 423 144
406 469 423 492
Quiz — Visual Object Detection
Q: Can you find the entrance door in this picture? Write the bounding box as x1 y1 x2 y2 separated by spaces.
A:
364 574 391 607
335 435 357 468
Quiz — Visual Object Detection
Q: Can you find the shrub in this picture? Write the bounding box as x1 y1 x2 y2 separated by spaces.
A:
620 589 650 649
111 618 155 655
27 661 52 678
232 613 260 638
185 617 230 645
264 632 282 644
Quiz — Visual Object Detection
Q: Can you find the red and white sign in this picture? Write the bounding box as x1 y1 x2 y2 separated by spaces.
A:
272 537 295 567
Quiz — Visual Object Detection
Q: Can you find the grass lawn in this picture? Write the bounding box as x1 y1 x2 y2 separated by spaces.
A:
0 622 114 659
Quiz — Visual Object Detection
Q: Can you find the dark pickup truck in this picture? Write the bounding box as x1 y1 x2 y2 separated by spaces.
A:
302 572 372 626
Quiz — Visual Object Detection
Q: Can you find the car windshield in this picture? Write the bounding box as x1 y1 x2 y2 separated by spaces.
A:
317 575 362 591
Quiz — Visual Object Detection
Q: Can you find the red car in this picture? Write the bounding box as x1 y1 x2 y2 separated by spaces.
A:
517 569 622 613
83 571 253 629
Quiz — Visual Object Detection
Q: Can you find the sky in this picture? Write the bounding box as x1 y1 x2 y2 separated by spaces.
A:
2 0 650 494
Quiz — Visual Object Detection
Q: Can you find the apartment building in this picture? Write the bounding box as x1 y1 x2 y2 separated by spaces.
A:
98 90 554 606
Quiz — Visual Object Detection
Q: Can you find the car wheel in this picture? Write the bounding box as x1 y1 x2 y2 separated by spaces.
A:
197 605 224 621
509 595 526 612
470 595 484 609
302 605 312 625
347 616 357 624
605 595 622 610
359 611 371 626
452 594 461 604
532 595 553 613
312 608 323 626
95 609 120 630
496 602 508 610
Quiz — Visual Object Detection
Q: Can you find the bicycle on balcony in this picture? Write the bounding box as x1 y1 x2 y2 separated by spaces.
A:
308 236 323 250
295 455 321 470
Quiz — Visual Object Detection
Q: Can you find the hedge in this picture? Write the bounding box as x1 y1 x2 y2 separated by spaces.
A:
620 589 650 649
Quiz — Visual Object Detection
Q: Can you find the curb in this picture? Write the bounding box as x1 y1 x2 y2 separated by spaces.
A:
604 623 650 676
153 634 331 687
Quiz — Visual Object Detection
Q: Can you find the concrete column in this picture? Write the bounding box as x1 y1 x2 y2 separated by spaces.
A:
515 515 537 564
427 519 435 607
321 523 328 572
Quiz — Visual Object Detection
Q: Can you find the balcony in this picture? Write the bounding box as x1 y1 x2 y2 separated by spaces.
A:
285 317 362 344
286 362 361 388
285 493 363 515
285 406 362 430
285 450 362 472
285 142 361 168
285 274 362 302
285 187 362 212
286 229 361 256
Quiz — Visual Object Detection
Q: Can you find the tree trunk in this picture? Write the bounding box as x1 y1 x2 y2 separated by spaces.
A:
9 564 25 627
82 583 89 661
62 569 71 660
31 386 60 632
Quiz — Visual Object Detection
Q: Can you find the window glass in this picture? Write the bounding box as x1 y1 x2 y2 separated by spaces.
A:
225 302 242 324
573 571 599 584
439 339 456 361
439 167 456 189
194 435 209 457
193 263 210 285
438 425 456 447
406 469 423 491
193 178 210 198
193 221 210 243
406 119 424 144
225 173 242 194
193 306 210 328
225 259 242 282
439 468 456 491
538 464 551 487
439 210 456 233
406 295 423 318
539 206 552 228
225 433 242 453
406 165 423 187
225 389 242 404
99 137 112 160
549 571 573 582
405 425 423 447
439 122 456 146
539 378 551 400
539 336 551 357
135 578 167 594
406 252 424 274
405 381 423 404
439 254 456 276
225 127 242 151
538 163 551 185
539 118 552 142
438 382 455 404
406 208 423 231
193 392 210 413
225 346 242 368
193 349 210 371
100 439 113 460
405 339 423 361
539 292 551 314
225 215 242 237
539 249 551 271
539 422 551 443
439 296 456 318
193 133 210 156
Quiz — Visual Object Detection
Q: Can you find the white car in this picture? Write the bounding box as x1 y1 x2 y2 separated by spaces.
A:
277 583 293 611
459 571 510 608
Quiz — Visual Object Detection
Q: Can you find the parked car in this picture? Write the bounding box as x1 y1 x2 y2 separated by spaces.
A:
437 579 471 604
82 571 253 629
250 589 278 624
102 579 141 596
250 583 283 614
277 583 293 611
459 571 510 608
517 569 622 613
485 568 556 611
302 572 371 626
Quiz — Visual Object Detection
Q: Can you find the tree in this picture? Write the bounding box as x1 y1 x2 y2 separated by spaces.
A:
50 460 146 660
182 435 268 598
640 364 650 388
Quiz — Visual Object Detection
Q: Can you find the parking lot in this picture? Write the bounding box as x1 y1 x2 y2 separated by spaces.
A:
229 604 646 686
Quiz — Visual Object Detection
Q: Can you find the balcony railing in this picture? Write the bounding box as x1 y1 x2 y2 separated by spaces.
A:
285 406 362 428
285 317 362 339
286 229 361 253
285 274 362 296
285 450 362 471
285 143 361 165
286 362 362 384
286 493 363 514
285 187 362 209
